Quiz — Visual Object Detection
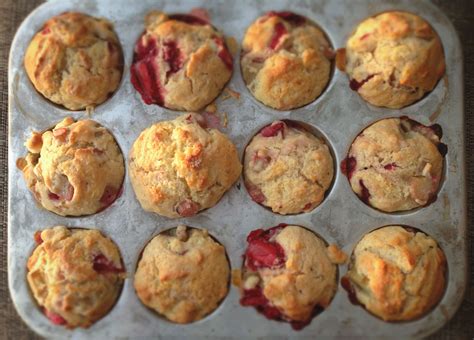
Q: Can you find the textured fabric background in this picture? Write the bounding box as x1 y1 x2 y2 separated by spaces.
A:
0 1 472 338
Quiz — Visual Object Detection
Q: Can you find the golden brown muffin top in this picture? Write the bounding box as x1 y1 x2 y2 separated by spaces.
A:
345 226 446 321
340 11 445 108
27 226 125 328
24 12 123 110
134 225 230 323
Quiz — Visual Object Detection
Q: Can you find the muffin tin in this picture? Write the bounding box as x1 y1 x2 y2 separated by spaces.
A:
8 0 466 338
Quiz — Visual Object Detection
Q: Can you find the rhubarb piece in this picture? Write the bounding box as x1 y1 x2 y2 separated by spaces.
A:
267 11 306 26
45 309 67 326
269 22 287 50
93 254 124 274
260 122 285 137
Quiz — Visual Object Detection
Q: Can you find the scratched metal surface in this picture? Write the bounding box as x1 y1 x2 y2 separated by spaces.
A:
7 0 466 338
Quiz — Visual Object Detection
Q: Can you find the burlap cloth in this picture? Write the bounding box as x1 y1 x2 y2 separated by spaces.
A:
0 0 472 338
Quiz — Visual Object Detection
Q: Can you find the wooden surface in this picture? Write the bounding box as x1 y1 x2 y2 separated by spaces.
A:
0 0 472 338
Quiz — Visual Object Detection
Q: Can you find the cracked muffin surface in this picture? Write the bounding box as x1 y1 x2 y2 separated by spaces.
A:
16 117 125 216
240 224 346 330
244 121 333 214
241 11 332 110
129 113 242 218
131 11 233 111
27 226 125 329
344 226 446 321
24 12 123 110
340 11 445 108
134 225 230 323
342 117 446 212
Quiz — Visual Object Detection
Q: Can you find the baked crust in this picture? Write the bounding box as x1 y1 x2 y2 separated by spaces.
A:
244 121 333 214
241 11 331 110
24 12 123 110
27 226 125 328
240 225 344 328
345 226 446 321
343 117 445 212
343 11 445 108
130 11 233 111
17 117 125 216
134 226 230 323
129 113 242 218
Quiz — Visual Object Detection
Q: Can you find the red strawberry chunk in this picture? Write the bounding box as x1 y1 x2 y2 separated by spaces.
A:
162 40 183 78
176 199 199 217
169 13 208 25
34 231 43 245
359 179 371 204
384 163 397 170
214 37 233 70
99 186 119 208
260 122 285 137
93 254 124 274
341 156 357 180
269 22 287 50
245 225 287 271
240 287 284 322
48 191 60 200
130 38 165 105
190 8 211 24
267 11 306 26
349 74 375 91
45 309 67 326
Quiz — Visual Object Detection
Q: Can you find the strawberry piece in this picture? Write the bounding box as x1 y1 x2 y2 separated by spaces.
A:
169 14 208 25
34 231 43 245
93 254 124 274
190 8 211 24
267 11 306 26
384 163 397 170
176 199 199 217
45 309 67 326
260 122 285 137
349 74 375 91
214 37 233 70
269 22 287 50
162 40 183 78
100 186 119 207
130 38 165 105
48 191 60 200
359 179 371 204
341 156 357 180
245 225 287 271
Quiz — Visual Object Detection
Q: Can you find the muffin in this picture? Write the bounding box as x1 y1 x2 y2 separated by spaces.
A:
244 121 333 214
131 11 233 111
134 225 230 323
27 226 125 328
241 11 332 110
16 117 125 216
239 224 346 329
24 12 123 110
339 11 445 108
343 226 446 321
341 117 446 212
129 113 242 218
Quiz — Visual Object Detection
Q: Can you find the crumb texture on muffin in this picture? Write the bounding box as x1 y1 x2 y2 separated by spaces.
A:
244 121 333 214
24 12 123 110
130 11 233 111
241 11 332 110
342 117 445 212
240 224 342 329
343 11 445 108
345 226 446 321
129 113 241 218
27 226 125 329
134 226 230 323
17 117 125 216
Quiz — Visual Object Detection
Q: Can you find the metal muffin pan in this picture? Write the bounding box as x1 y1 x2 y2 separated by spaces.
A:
8 0 466 338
